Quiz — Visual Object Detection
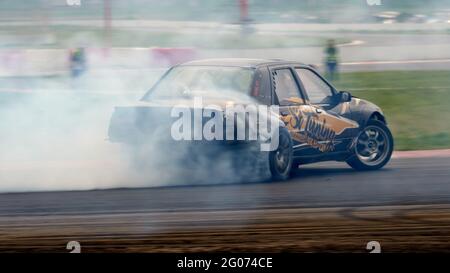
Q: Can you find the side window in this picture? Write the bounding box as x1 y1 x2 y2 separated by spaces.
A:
272 68 302 106
295 68 333 104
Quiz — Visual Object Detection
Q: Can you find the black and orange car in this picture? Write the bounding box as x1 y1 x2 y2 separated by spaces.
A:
108 59 394 180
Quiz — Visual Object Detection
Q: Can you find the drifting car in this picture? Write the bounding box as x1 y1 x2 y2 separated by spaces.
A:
108 58 394 180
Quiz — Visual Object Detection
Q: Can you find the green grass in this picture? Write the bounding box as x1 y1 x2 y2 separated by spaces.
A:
333 71 450 150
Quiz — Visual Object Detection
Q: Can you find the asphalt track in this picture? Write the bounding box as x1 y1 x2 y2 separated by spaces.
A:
1 156 450 252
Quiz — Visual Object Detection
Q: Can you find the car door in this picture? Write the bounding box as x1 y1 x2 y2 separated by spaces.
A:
270 67 322 156
293 67 359 153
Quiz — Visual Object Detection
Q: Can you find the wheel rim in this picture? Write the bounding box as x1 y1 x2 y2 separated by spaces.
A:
355 125 390 166
274 133 291 173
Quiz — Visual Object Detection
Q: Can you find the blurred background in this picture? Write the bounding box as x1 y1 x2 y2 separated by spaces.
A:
1 0 450 192
2 1 450 254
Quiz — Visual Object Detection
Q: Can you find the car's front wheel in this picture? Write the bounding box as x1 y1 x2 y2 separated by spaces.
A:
269 128 293 180
346 119 394 171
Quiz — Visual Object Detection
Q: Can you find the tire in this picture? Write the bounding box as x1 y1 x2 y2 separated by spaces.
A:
269 128 294 180
346 119 394 171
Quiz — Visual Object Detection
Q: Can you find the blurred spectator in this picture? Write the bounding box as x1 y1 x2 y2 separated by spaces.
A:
324 39 339 81
69 47 87 78
239 0 249 22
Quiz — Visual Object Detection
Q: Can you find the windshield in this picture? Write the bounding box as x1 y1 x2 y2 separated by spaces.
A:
142 66 255 100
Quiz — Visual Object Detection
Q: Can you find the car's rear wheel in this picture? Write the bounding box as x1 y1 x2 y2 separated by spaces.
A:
269 128 293 180
346 119 393 171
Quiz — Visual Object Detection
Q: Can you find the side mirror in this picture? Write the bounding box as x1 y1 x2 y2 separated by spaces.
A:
338 91 352 103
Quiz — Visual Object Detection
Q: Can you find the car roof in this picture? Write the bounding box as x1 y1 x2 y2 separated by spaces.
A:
179 58 306 68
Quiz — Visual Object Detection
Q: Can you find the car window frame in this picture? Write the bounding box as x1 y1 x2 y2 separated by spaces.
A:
293 66 337 106
268 65 307 106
